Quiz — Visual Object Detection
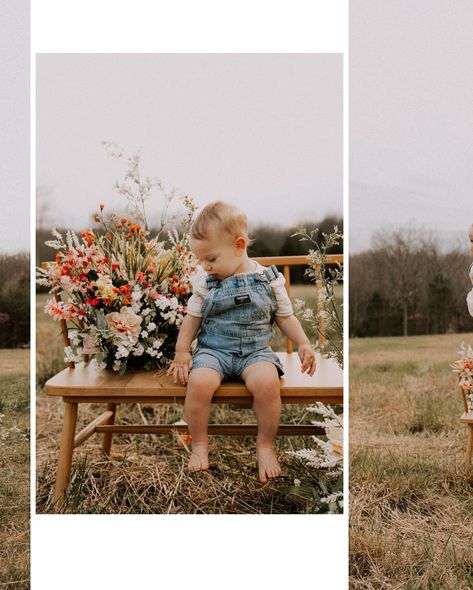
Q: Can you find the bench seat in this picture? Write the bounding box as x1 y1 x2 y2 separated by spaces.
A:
45 352 343 405
460 411 473 424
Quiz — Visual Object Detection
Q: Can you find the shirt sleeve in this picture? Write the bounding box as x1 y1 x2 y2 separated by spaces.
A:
186 269 209 318
270 272 293 317
467 289 473 317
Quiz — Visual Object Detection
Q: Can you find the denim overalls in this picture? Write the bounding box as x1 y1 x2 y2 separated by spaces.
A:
192 265 285 380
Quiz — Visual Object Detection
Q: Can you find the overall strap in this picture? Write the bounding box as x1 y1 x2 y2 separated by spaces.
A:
206 275 221 290
254 264 279 283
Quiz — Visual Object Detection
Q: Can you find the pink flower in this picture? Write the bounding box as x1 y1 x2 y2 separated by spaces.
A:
105 306 142 343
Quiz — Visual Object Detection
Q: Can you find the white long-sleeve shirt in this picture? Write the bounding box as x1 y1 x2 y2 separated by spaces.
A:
467 262 473 316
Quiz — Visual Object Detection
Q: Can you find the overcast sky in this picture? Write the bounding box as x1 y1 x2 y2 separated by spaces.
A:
350 0 473 252
0 0 29 254
37 54 342 234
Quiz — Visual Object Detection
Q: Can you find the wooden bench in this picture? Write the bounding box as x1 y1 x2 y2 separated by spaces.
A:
460 386 473 467
44 255 343 504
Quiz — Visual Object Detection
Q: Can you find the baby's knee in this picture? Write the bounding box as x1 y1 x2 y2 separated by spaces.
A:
187 368 221 398
247 373 280 397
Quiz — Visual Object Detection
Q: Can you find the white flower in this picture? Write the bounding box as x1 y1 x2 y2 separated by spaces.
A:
115 345 130 359
132 344 145 356
64 347 75 363
69 330 80 345
90 358 107 371
141 330 148 338
147 322 156 331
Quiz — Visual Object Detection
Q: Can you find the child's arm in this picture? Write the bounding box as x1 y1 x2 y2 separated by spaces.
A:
275 315 316 376
167 314 202 384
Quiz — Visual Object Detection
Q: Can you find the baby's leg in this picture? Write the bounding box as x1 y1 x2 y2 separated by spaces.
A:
184 368 222 472
241 361 282 483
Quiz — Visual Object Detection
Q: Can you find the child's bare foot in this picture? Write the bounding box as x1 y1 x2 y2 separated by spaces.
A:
256 445 282 483
188 442 209 472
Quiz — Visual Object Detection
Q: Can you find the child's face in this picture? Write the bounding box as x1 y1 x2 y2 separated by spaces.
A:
190 227 245 280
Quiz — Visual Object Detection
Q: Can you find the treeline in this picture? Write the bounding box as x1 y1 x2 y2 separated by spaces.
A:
0 253 29 348
36 215 344 286
350 229 473 337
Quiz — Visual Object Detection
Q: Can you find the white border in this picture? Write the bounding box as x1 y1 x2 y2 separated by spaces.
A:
31 2 349 588
32 0 346 53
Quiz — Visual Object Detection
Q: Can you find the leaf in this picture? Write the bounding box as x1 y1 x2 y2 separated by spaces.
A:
318 474 329 495
279 486 314 499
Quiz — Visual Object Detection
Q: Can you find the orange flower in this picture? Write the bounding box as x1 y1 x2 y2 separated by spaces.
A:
99 203 105 210
81 230 95 246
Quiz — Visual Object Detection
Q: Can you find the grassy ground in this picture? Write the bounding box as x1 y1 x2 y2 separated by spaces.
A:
36 286 343 514
0 349 30 589
349 334 473 590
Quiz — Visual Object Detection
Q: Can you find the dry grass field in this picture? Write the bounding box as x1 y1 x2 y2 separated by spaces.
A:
36 286 342 514
0 348 30 589
349 334 473 589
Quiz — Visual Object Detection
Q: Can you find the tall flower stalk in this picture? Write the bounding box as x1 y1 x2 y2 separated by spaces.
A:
292 225 343 368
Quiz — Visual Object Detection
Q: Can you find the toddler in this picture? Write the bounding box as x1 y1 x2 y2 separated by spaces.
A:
168 201 316 483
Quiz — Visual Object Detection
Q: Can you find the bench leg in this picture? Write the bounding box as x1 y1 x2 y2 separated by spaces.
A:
467 424 473 468
101 403 117 456
53 401 78 508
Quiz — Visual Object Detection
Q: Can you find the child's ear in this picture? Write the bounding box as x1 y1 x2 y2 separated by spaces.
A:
234 236 246 254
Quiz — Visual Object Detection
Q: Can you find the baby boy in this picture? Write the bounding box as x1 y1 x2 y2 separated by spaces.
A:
168 201 316 483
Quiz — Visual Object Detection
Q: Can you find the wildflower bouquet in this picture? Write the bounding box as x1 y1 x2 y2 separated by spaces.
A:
37 146 198 374
451 343 473 412
37 203 196 374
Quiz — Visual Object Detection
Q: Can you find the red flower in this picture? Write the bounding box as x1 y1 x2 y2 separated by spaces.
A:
137 271 147 285
85 297 100 307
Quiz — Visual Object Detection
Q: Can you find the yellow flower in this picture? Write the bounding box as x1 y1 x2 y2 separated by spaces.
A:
92 275 118 301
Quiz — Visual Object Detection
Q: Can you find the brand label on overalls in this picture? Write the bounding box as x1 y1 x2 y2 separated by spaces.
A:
234 294 251 305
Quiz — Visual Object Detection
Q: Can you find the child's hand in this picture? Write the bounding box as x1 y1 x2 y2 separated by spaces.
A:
298 344 316 376
167 352 193 384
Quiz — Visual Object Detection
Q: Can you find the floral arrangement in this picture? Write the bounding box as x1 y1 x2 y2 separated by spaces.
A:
281 403 343 514
291 225 343 369
280 225 343 513
37 147 198 374
451 342 473 412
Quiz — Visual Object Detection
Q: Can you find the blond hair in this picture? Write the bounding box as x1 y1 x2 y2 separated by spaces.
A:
190 201 249 242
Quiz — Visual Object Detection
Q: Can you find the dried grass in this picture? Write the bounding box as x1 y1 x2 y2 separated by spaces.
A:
349 334 473 590
36 290 330 514
0 351 30 588
36 393 318 514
